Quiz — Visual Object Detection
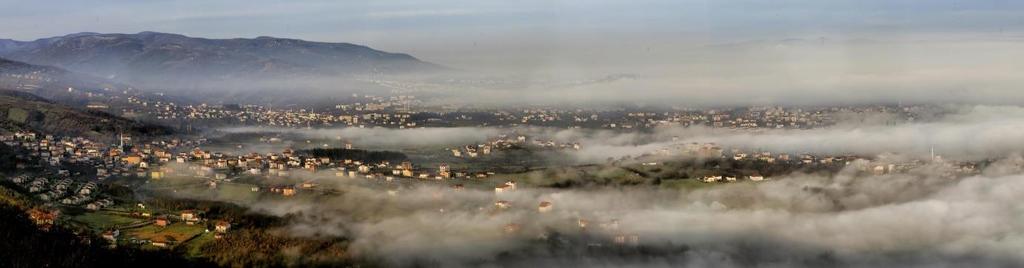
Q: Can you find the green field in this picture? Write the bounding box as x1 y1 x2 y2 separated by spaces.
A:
6 107 29 123
71 211 145 231
126 223 205 244
659 179 718 190
183 232 217 257
214 183 261 202
484 164 650 188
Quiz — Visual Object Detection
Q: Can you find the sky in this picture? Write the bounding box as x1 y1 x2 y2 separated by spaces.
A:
4 0 1024 107
2 0 1023 68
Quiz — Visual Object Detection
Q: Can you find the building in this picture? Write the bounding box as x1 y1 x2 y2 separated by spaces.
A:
181 210 199 223
495 200 511 209
151 240 169 248
282 187 296 196
502 181 517 191
122 154 143 166
700 176 722 183
27 208 59 228
538 201 553 213
214 221 231 233
495 184 512 194
614 234 640 246
438 163 451 178
155 216 170 227
102 229 120 242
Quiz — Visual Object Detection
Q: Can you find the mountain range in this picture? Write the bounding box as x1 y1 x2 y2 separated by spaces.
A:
0 31 442 87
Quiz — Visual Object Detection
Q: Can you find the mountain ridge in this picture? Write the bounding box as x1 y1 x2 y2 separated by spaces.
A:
0 31 443 86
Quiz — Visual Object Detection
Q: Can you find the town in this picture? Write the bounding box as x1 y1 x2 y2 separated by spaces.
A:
2 3 1020 266
0 111 986 253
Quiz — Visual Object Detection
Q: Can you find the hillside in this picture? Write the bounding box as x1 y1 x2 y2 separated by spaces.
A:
0 32 443 86
0 90 171 141
0 57 67 75
0 56 117 99
0 56 194 110
0 56 101 91
0 202 211 267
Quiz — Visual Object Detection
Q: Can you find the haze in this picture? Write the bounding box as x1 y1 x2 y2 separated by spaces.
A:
4 1 1024 268
2 1 1023 106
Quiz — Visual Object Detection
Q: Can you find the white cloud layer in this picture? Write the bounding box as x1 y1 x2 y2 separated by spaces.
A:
165 159 1024 267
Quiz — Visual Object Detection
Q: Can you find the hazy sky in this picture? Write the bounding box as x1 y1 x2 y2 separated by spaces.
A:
2 0 1023 68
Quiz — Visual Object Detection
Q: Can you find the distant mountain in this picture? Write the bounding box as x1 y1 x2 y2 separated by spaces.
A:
0 89 172 141
0 32 443 86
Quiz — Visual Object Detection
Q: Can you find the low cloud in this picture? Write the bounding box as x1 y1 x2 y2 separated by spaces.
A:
160 158 1024 267
155 105 1024 266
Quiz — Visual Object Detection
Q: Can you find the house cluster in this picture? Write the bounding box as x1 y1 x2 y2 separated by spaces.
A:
480 105 921 130
47 76 942 132
6 174 113 209
126 210 234 247
473 106 836 130
691 147 979 183
151 210 229 230
268 185 297 196
852 158 977 177
103 81 932 131
335 94 420 113
125 93 423 128
0 71 54 90
609 105 915 129
334 159 481 181
606 139 983 184
1 131 110 171
720 148 860 165
106 138 214 179
699 175 766 183
450 134 580 158
0 131 212 182
686 107 833 129
516 109 566 124
635 141 880 168
145 145 485 197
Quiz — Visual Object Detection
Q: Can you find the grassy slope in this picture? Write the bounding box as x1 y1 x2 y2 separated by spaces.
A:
0 89 171 141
